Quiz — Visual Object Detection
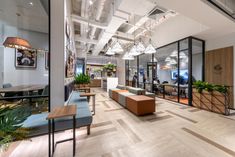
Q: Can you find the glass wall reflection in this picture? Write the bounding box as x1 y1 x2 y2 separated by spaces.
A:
155 43 179 102
129 58 137 87
0 0 49 114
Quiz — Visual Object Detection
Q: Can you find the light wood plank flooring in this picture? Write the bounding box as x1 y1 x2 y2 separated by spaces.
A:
3 88 235 157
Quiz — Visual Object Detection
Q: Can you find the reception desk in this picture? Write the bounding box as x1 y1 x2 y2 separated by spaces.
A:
102 77 118 92
90 79 101 87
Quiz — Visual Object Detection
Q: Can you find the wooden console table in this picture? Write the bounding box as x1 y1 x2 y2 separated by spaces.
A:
47 105 77 157
80 93 96 115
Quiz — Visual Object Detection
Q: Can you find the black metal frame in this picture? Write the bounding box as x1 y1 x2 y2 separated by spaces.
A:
48 116 76 157
125 36 205 106
206 0 235 20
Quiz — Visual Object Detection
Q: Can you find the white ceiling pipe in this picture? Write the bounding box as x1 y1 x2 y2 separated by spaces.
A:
87 0 107 52
71 14 108 29
75 35 98 44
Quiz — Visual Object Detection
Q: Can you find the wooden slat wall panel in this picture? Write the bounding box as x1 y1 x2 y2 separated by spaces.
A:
205 46 234 108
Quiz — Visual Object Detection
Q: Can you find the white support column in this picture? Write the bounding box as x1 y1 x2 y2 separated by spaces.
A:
50 0 65 110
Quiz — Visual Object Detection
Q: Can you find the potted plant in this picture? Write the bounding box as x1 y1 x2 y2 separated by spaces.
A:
103 63 116 77
192 81 229 115
74 74 91 88
0 104 30 152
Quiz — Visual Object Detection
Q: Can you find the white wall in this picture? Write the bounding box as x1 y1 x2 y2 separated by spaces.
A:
192 53 202 81
2 25 49 86
151 14 208 48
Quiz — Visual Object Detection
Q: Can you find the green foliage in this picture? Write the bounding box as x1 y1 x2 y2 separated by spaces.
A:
193 81 228 94
0 104 31 150
193 80 204 93
213 85 228 93
74 74 90 84
103 63 116 72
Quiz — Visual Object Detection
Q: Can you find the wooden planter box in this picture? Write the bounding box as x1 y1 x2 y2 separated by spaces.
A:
212 91 228 115
192 88 201 108
201 91 212 111
192 88 229 115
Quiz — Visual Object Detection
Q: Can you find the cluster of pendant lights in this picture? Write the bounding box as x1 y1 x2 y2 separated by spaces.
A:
106 38 156 60
165 50 188 66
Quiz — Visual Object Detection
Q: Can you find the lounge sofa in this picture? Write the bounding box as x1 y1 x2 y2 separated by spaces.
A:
109 85 156 116
23 91 92 136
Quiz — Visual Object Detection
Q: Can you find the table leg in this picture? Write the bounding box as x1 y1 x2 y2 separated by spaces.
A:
93 95 95 115
48 120 51 157
73 116 76 156
52 119 55 153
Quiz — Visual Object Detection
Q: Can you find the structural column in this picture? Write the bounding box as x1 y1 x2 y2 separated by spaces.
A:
50 0 65 110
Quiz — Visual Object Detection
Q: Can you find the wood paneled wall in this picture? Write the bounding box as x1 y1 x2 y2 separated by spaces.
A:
205 46 234 108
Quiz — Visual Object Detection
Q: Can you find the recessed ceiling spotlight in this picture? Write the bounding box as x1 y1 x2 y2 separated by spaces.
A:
29 2 34 6
89 0 93 5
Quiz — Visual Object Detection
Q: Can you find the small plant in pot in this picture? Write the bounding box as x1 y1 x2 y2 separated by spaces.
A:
74 74 91 88
103 63 116 77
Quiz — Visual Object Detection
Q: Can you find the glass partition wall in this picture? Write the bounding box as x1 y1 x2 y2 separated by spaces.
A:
125 37 205 106
0 1 49 114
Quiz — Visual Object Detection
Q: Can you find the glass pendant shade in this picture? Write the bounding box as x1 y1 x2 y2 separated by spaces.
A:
129 45 142 56
165 57 171 62
136 42 145 52
170 50 178 57
122 52 134 60
169 59 177 64
180 52 187 58
3 37 32 50
111 41 123 53
106 47 115 55
145 44 156 54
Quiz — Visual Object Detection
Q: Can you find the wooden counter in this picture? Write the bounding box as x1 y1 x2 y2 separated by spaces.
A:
90 79 101 87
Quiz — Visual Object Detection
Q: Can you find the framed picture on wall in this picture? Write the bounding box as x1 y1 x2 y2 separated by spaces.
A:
15 49 37 69
45 51 49 70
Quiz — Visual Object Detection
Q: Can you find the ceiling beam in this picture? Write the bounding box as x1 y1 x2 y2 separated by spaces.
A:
75 35 98 44
71 14 108 29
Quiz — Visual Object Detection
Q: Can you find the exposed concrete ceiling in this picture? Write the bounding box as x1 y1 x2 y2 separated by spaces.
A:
72 0 235 56
0 0 48 33
72 0 176 56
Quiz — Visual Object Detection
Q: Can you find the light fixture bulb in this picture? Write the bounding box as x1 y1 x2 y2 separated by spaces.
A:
106 47 115 55
144 44 156 54
122 52 134 60
111 41 123 53
129 45 142 56
136 42 145 52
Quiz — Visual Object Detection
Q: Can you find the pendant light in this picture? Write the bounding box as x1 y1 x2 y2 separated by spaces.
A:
144 20 156 54
111 40 123 53
136 38 145 52
129 15 142 56
145 39 156 54
106 47 115 55
165 57 171 62
122 51 134 60
3 37 32 50
170 50 177 57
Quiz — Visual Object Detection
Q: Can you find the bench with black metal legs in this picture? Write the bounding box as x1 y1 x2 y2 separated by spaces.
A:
47 105 77 157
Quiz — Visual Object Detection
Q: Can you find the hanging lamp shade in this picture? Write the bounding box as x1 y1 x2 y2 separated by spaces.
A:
122 52 134 60
106 47 115 55
111 41 123 53
3 37 32 50
145 44 156 54
136 42 145 52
